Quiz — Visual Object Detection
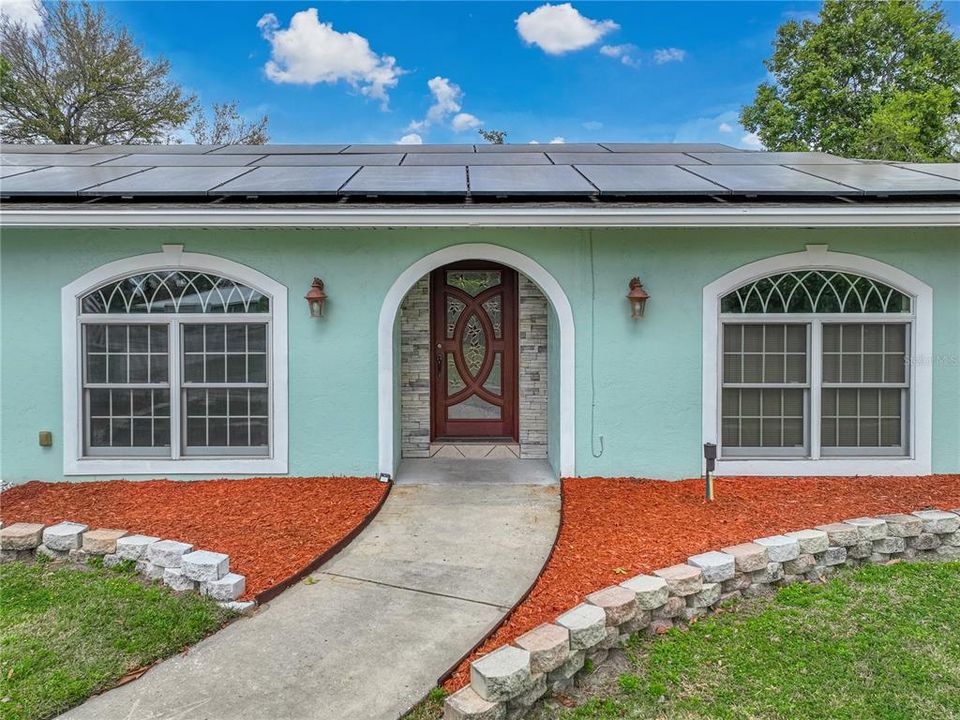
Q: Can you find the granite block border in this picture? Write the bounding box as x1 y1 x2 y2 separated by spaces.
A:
444 506 960 719
0 520 254 612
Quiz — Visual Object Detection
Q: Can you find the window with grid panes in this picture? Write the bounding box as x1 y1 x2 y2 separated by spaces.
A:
79 270 271 458
719 271 912 459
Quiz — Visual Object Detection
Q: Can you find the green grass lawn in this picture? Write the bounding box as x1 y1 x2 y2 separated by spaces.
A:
546 562 960 720
0 559 234 720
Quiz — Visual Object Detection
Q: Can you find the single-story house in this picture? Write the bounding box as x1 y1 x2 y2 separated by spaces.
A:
1 142 958 484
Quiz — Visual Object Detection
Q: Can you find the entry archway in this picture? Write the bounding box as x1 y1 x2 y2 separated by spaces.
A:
379 244 575 477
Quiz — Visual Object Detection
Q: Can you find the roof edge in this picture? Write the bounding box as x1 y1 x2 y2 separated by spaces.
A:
1 204 957 228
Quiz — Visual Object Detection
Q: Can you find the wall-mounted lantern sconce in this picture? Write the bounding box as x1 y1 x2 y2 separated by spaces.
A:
626 277 649 319
305 277 327 318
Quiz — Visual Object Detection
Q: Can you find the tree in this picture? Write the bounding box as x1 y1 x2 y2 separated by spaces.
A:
740 0 960 161
190 101 269 145
478 128 507 144
1 0 194 144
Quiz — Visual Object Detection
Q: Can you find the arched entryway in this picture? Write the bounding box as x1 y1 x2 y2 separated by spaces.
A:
378 244 575 478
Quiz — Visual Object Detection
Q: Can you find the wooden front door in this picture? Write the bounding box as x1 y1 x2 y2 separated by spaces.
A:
430 262 518 441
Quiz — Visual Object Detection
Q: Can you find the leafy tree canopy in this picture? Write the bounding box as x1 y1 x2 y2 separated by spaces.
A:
190 101 269 145
478 128 507 144
740 0 960 161
1 0 194 144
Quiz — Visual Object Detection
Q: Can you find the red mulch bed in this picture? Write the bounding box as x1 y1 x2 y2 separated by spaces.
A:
0 477 386 601
444 473 960 691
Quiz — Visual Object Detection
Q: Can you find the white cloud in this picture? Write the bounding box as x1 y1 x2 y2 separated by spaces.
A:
549 136 566 144
407 77 483 135
741 131 763 149
0 0 43 30
718 122 733 133
424 76 462 126
653 47 687 64
582 120 603 130
516 3 618 55
599 43 640 67
258 9 403 108
451 112 482 132
398 133 423 145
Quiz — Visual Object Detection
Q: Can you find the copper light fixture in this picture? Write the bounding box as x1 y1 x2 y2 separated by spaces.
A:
305 277 327 318
626 277 649 319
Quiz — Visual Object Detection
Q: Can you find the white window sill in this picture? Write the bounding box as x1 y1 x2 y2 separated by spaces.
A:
715 456 931 477
64 457 287 476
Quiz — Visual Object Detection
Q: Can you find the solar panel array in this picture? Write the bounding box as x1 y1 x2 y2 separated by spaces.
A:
1 142 959 200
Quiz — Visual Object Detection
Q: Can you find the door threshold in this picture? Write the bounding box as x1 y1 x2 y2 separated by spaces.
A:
428 442 521 460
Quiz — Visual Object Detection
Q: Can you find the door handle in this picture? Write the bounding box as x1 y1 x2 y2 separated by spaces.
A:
435 344 443 376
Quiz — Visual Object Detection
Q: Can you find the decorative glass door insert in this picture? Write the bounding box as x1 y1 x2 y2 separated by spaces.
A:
431 263 518 440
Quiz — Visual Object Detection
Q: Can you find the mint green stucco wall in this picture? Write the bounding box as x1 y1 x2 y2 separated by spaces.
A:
1 226 958 483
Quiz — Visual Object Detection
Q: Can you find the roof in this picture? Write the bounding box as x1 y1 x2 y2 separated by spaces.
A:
2 142 959 204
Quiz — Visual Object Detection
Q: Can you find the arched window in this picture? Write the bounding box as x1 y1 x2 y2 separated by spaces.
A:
701 245 935 478
62 248 287 475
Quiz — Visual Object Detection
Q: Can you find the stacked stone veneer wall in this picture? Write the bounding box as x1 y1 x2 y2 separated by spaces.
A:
400 274 549 459
0 520 253 611
445 508 960 719
518 276 548 458
400 277 431 457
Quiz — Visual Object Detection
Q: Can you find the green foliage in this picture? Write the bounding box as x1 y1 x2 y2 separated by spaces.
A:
740 0 960 160
478 128 507 144
0 561 233 720
190 100 269 145
616 673 641 693
0 0 194 144
558 563 960 719
401 685 447 720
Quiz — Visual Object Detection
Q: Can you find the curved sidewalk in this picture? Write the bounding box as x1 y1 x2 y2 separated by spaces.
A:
61 475 561 720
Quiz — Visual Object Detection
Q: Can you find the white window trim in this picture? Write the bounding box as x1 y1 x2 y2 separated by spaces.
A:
702 245 932 477
62 245 288 475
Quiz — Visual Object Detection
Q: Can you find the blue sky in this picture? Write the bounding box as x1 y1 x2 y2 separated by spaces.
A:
86 1 960 146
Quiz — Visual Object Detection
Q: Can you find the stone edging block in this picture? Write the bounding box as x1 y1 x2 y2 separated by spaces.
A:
454 507 960 720
0 518 251 611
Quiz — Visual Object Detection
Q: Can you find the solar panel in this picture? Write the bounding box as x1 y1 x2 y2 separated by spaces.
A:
341 165 467 195
402 152 550 166
1 152 126 166
343 144 476 154
0 165 45 179
685 165 858 195
788 164 960 194
475 143 605 153
895 163 960 181
210 166 358 195
469 165 596 195
688 151 857 165
0 166 149 195
576 165 728 195
76 144 224 154
1 144 93 154
253 153 403 167
97 154 263 167
548 152 704 166
79 166 252 196
211 144 348 155
601 143 738 153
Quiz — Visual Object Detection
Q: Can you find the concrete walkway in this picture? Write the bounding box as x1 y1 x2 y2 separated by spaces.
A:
61 473 560 720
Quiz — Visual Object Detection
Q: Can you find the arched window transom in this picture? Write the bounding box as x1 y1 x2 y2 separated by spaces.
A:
721 270 911 314
77 266 274 462
81 270 270 315
718 268 915 461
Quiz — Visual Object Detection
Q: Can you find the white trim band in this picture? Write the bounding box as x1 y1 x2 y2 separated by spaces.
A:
4 205 959 228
